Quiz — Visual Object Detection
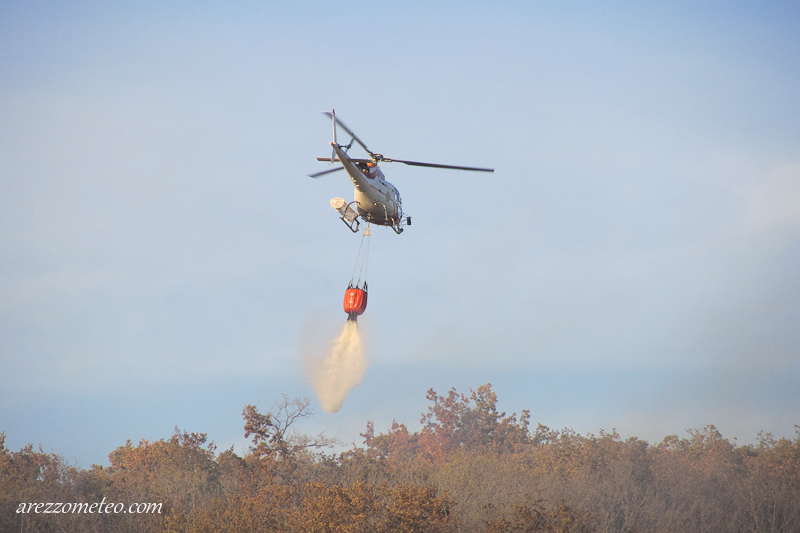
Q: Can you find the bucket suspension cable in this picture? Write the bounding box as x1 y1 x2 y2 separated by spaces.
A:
349 225 371 290
344 225 370 322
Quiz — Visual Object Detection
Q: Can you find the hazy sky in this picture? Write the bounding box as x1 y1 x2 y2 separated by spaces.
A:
2 0 799 466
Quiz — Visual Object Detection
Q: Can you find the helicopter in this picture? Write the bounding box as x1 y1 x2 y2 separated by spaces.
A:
309 111 494 234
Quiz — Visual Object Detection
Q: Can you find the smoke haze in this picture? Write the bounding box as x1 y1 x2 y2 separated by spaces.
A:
305 320 367 413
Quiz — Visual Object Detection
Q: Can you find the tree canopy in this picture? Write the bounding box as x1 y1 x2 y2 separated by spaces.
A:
2 384 799 532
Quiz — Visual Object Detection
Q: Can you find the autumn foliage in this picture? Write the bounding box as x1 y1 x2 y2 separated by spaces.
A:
2 384 800 532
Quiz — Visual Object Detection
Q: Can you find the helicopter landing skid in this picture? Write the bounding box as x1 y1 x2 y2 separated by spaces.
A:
340 200 361 233
331 198 361 233
340 214 360 233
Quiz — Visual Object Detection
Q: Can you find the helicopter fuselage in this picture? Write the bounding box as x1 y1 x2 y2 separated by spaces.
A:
332 143 404 230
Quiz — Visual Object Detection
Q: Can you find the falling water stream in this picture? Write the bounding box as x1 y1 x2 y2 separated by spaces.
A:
305 320 366 413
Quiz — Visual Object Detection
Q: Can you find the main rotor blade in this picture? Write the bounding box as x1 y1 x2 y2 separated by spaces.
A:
388 159 495 172
308 166 344 178
317 157 373 164
323 112 373 156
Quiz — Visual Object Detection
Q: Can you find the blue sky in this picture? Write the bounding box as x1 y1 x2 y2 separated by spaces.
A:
1 0 799 466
